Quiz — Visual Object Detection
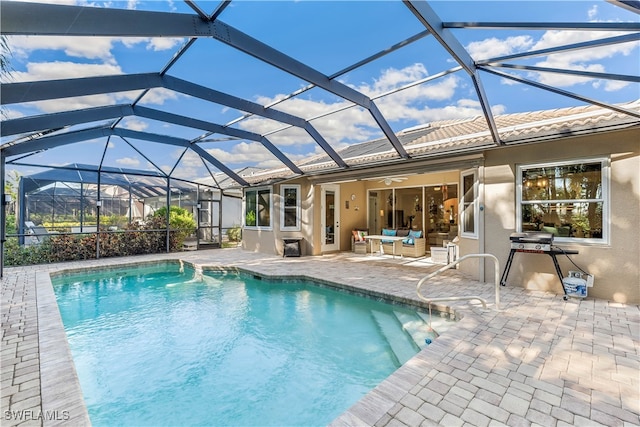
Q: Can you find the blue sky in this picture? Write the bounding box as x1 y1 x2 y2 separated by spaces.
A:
2 0 639 183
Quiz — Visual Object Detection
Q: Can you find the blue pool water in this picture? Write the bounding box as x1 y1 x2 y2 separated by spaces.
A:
52 262 451 426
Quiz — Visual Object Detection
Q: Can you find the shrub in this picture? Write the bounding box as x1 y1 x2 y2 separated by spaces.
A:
3 207 196 266
226 225 241 242
151 206 196 250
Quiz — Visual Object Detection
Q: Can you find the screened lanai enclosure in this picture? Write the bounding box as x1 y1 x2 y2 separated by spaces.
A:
1 0 638 273
3 162 242 268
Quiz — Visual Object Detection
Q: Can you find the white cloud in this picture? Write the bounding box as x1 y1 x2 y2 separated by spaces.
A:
141 88 181 105
10 62 178 112
12 61 123 82
122 118 148 131
602 80 630 92
116 157 141 166
530 30 638 88
10 36 118 64
11 35 185 66
532 30 637 62
356 63 431 96
466 36 534 61
588 5 598 19
202 141 304 169
147 38 185 52
235 64 504 147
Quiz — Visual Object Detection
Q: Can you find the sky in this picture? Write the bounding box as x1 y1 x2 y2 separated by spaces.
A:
2 0 639 184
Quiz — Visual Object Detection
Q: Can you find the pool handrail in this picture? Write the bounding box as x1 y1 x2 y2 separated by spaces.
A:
416 254 501 322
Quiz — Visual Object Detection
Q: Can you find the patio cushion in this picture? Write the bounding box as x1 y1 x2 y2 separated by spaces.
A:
381 228 396 243
403 230 423 245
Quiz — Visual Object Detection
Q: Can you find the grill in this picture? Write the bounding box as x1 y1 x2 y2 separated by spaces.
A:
501 232 579 296
509 232 553 252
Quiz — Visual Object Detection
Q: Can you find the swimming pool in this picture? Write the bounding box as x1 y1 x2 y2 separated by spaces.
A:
52 261 452 426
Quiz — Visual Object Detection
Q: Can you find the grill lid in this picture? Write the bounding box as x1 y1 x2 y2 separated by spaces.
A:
509 232 554 244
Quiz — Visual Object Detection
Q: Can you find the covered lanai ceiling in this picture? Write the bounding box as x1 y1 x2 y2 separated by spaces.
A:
1 0 639 188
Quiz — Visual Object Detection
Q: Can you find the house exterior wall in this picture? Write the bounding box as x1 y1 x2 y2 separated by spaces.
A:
241 127 639 304
482 127 639 304
242 179 315 256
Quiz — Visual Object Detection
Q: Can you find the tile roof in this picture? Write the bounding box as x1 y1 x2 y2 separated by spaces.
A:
243 101 640 185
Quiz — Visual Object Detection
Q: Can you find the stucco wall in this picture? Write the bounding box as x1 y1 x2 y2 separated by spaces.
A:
242 179 315 256
482 127 640 304
241 127 639 304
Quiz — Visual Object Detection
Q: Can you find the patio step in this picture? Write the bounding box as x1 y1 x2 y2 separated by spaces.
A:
370 310 419 366
393 311 439 348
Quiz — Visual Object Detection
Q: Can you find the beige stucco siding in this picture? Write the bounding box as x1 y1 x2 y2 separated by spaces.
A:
242 179 315 256
241 127 639 304
482 127 640 304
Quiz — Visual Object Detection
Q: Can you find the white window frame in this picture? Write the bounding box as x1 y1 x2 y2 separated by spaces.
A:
516 157 609 244
244 186 273 231
460 168 479 239
280 184 301 231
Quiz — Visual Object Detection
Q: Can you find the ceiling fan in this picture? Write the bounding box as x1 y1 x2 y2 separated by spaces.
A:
378 177 408 185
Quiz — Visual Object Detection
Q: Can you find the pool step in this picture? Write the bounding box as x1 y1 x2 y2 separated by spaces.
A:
416 311 453 337
393 311 439 348
370 310 419 366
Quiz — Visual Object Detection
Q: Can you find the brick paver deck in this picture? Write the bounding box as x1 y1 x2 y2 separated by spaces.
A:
1 248 638 426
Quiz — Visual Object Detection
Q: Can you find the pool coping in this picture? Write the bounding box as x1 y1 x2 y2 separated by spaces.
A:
36 272 90 426
38 257 471 426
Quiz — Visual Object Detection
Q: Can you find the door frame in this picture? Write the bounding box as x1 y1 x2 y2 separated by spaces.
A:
320 184 340 252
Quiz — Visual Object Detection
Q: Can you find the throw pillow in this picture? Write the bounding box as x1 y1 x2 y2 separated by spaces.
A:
381 228 396 244
403 230 422 245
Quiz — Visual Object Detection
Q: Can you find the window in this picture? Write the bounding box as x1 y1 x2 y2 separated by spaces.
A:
245 187 272 229
280 185 301 231
517 158 608 242
461 169 478 237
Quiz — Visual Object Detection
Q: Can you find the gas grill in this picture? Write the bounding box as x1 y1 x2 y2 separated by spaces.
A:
509 232 553 252
501 232 578 295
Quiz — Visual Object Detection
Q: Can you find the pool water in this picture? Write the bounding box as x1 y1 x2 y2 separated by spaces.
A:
52 262 452 426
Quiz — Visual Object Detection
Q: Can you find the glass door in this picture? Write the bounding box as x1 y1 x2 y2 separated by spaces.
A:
321 185 340 252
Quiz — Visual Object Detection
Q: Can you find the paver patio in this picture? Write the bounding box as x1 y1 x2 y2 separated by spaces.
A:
1 248 639 426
